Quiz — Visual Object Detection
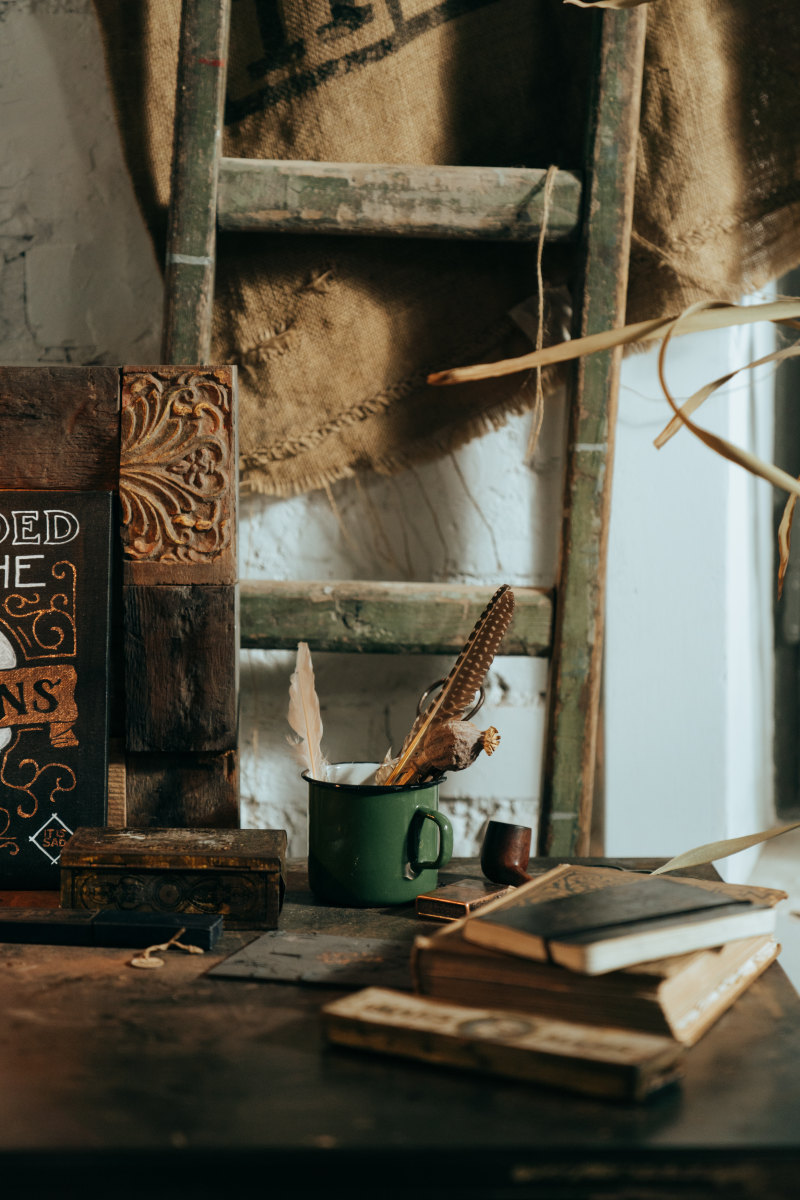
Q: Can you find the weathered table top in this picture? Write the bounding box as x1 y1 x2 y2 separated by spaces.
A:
1 858 799 1200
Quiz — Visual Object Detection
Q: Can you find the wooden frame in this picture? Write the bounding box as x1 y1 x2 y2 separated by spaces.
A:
0 364 239 831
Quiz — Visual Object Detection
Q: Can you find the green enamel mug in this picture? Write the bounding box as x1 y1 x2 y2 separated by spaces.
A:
306 762 454 907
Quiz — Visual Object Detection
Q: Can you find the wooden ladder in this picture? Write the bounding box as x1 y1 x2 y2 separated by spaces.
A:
162 0 647 856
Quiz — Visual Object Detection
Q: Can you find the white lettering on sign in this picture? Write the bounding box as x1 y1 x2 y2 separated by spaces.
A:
0 510 80 547
0 554 47 590
12 511 39 544
14 554 46 589
45 510 80 544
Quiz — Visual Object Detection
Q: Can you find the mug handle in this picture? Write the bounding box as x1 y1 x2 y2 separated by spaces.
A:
409 807 453 871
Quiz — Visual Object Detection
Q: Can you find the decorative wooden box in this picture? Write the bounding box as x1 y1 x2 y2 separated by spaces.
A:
60 828 286 930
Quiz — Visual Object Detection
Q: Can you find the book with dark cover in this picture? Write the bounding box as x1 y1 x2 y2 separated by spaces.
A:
0 908 222 949
460 864 785 974
412 922 780 1045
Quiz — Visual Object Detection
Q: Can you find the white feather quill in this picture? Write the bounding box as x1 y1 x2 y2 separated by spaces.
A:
287 642 328 780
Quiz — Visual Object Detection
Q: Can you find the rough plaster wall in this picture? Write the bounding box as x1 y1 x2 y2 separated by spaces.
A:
239 413 562 854
0 0 559 857
0 0 162 364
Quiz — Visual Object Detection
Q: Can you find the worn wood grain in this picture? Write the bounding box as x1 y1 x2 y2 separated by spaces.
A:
120 366 238 586
123 749 238 828
323 987 684 1101
123 584 238 753
0 860 799 1200
0 366 120 491
162 0 230 364
218 159 582 242
240 580 552 655
539 9 647 857
60 827 285 930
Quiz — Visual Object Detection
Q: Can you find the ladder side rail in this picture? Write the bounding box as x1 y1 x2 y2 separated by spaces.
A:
538 8 648 856
162 0 230 364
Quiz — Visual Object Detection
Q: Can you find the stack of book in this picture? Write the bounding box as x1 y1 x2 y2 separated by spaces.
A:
323 864 786 1100
410 864 785 1046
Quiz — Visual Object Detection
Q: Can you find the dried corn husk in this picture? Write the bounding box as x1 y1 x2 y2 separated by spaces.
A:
428 298 800 387
778 490 799 600
430 297 800 583
651 821 800 876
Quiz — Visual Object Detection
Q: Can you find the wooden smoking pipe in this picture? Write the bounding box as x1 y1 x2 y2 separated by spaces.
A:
480 820 533 886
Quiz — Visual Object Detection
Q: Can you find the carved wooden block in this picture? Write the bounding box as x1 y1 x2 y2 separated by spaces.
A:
0 491 113 887
120 365 238 586
124 584 238 753
1 364 241 834
60 827 285 930
123 750 239 828
0 367 120 491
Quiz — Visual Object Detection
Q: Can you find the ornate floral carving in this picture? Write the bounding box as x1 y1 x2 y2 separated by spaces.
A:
0 560 76 660
119 371 232 564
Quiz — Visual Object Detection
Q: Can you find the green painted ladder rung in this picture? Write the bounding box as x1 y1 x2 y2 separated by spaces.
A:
239 581 552 656
217 159 582 242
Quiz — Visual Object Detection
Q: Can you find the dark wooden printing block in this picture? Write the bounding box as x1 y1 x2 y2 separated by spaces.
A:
0 908 96 946
91 909 223 949
0 367 120 491
123 584 238 753
118 365 240 821
0 908 222 950
0 491 112 888
61 827 286 929
124 749 239 828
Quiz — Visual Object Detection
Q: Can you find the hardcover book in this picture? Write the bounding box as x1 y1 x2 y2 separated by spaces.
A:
412 923 780 1045
322 986 684 1101
0 492 112 888
458 864 785 974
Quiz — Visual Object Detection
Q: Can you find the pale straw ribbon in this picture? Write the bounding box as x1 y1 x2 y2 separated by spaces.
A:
526 164 560 460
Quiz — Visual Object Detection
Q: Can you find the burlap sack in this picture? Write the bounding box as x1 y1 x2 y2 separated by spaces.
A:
629 0 800 322
94 0 800 496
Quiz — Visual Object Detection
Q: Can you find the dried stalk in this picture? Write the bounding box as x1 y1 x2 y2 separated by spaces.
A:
565 0 658 9
652 821 800 876
428 298 800 387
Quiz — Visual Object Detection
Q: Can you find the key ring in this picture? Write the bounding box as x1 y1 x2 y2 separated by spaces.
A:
417 679 485 721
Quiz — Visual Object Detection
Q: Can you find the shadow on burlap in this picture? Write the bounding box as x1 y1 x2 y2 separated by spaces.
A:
94 0 800 495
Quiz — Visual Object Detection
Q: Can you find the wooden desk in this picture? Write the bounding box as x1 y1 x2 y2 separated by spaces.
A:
1 859 799 1199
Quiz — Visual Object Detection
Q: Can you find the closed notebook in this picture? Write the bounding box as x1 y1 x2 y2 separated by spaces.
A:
459 864 785 975
412 923 780 1045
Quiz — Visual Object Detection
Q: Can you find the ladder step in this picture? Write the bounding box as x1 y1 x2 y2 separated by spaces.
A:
218 159 581 242
240 581 552 655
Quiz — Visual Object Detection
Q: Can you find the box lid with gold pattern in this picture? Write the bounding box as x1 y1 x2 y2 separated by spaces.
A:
60 827 286 929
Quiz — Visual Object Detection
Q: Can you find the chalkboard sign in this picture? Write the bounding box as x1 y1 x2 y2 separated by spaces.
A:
0 492 112 887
